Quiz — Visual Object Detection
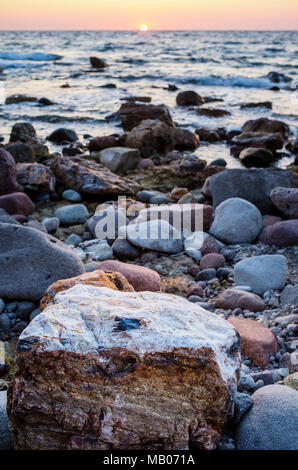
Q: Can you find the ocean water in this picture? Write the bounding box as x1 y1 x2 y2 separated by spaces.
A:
0 30 297 167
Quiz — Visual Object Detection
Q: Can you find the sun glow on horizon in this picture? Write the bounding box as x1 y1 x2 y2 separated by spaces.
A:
140 24 148 32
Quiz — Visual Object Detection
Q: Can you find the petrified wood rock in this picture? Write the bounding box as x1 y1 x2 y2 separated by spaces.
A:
8 285 240 450
40 270 134 310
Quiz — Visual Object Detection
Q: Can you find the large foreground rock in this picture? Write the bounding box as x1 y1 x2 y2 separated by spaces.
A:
236 385 298 450
0 223 85 301
260 220 298 246
0 391 13 450
202 168 298 213
8 284 240 450
51 156 139 196
210 198 262 244
234 255 287 295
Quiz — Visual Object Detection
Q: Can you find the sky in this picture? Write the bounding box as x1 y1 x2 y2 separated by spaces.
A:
0 0 297 30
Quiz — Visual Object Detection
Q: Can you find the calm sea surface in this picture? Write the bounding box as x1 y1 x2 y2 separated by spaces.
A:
0 30 297 167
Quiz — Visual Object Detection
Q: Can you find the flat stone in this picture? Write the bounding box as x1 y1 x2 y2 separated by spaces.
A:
280 285 298 306
236 385 298 450
99 147 140 173
234 255 287 294
214 289 265 312
8 284 240 450
228 317 279 367
126 219 184 254
55 204 89 226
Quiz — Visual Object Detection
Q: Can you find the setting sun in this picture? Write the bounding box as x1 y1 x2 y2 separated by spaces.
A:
140 24 148 32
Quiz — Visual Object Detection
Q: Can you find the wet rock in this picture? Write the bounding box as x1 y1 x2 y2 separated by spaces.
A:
260 219 298 246
242 117 289 137
200 253 225 270
9 122 36 143
40 270 134 310
210 198 262 244
267 71 292 84
5 94 37 105
99 147 140 173
51 156 139 196
0 192 35 216
9 284 240 450
236 385 298 450
55 204 89 226
0 391 13 449
111 238 140 260
195 268 217 281
88 135 119 152
90 56 108 68
117 102 174 131
173 128 200 151
234 255 287 294
97 260 161 292
286 137 298 155
215 289 265 313
228 317 278 367
195 128 221 143
176 90 204 106
270 187 298 219
202 168 298 213
0 223 85 301
240 101 272 109
5 143 35 163
42 217 59 233
239 147 273 167
196 108 230 118
17 163 56 192
232 132 284 153
280 285 298 306
0 148 21 195
47 128 78 144
125 120 175 158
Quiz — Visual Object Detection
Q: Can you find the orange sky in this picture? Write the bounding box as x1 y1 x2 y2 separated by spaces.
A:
0 0 297 30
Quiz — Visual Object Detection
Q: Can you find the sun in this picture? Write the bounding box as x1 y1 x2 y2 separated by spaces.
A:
140 24 148 32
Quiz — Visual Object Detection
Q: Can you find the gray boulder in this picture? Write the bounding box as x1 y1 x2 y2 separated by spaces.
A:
210 197 262 244
0 223 85 301
55 204 89 226
270 187 298 219
202 168 298 213
280 284 298 306
99 147 140 173
236 385 298 450
0 391 13 449
126 219 184 254
234 254 287 295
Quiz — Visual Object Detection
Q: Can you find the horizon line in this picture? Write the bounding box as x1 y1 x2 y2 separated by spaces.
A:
0 28 297 32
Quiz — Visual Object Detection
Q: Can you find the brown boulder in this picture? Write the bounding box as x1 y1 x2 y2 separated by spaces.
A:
90 57 108 69
176 91 204 106
50 156 139 196
228 317 279 367
232 132 284 153
0 148 21 195
125 120 175 157
40 270 134 310
196 128 221 142
0 192 35 216
270 187 298 219
173 128 200 151
239 147 274 167
17 163 56 192
88 135 119 152
260 220 298 246
117 102 174 131
196 108 230 118
9 122 36 143
200 253 225 270
214 289 265 312
96 260 161 292
186 283 204 298
242 117 289 137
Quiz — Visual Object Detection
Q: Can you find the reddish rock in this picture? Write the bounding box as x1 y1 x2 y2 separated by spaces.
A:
186 283 204 298
196 108 231 118
50 156 139 196
176 91 204 106
200 253 225 270
117 102 174 131
201 235 219 256
232 132 284 153
90 57 108 69
40 270 134 310
17 163 56 192
137 158 154 169
260 220 298 246
0 148 21 195
173 128 200 151
270 187 298 219
0 192 35 216
96 260 161 292
196 128 221 143
262 215 283 228
228 317 279 367
125 120 175 157
214 289 265 312
242 117 289 137
13 214 27 223
88 136 119 152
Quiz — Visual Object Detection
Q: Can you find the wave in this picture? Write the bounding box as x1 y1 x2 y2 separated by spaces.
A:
0 51 63 61
163 74 283 89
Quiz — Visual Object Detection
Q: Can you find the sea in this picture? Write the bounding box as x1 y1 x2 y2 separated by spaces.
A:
0 30 297 168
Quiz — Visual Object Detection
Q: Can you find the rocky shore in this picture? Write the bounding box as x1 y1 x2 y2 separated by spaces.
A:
0 87 298 450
